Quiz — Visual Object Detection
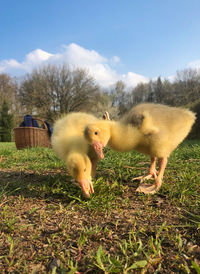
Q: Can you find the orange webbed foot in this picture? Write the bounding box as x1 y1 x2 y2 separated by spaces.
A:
132 169 158 182
136 177 162 194
136 183 157 194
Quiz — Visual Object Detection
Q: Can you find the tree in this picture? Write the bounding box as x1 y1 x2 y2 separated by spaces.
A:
161 79 175 105
111 81 126 107
94 93 117 119
110 81 131 115
174 68 200 105
19 64 100 121
0 100 14 142
154 77 163 103
188 99 200 139
0 73 22 126
131 82 151 105
0 73 18 112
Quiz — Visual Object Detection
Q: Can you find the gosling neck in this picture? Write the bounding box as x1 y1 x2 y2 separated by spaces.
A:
108 121 141 152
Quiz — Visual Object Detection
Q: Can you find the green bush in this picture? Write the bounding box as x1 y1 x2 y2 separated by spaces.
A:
189 100 200 139
0 100 13 142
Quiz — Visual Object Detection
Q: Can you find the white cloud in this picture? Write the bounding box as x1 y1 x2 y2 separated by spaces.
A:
24 49 53 67
167 75 176 82
189 59 200 69
166 59 200 83
0 43 148 87
121 72 148 86
0 49 53 74
0 59 21 73
64 43 107 65
110 55 120 65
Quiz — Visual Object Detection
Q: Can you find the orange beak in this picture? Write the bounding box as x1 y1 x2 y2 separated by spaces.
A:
79 178 94 198
93 141 104 159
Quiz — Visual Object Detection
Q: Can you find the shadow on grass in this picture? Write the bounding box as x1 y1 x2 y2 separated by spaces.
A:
0 168 127 213
0 169 84 204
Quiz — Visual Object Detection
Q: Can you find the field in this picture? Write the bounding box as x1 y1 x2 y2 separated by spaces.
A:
0 141 200 273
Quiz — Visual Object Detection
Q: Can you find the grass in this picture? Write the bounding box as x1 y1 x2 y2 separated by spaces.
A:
0 140 200 273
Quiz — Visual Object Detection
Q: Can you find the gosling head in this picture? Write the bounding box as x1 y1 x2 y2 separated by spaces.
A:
66 152 94 198
84 121 111 159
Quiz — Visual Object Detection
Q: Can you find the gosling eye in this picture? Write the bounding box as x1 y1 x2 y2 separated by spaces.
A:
94 131 98 135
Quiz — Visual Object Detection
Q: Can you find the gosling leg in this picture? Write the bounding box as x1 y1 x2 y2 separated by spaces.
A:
136 157 167 194
132 157 158 182
91 157 98 178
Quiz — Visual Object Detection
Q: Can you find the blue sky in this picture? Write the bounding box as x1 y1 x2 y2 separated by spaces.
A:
1 0 200 87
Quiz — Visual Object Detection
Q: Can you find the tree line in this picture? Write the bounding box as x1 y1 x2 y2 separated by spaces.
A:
0 64 200 140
